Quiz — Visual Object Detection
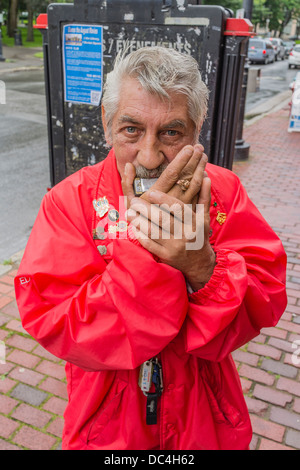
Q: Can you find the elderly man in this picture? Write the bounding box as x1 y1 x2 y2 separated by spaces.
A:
15 47 287 450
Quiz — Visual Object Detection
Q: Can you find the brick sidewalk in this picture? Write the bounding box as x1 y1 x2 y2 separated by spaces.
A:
0 268 67 450
232 104 300 450
0 104 299 450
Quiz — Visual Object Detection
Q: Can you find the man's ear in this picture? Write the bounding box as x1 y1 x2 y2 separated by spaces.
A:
101 105 112 146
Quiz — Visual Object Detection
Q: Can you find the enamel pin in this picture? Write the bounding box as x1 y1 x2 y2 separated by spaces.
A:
216 211 227 225
108 221 128 234
108 209 120 222
93 197 110 218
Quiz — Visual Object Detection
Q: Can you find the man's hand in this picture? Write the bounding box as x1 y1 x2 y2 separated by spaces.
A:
122 144 207 207
122 145 216 291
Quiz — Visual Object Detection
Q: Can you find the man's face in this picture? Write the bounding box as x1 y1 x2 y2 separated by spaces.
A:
103 77 199 180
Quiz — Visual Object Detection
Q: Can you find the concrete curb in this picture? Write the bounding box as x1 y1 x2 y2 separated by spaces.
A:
0 65 44 76
245 90 292 127
0 250 24 276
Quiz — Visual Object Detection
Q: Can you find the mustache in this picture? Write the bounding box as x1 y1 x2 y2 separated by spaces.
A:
135 163 168 179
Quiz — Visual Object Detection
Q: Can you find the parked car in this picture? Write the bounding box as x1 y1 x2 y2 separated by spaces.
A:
248 38 275 65
283 41 295 58
268 38 285 61
288 45 300 69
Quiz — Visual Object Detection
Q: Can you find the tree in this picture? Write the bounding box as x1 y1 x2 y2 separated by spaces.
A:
202 0 243 14
251 0 271 32
21 0 73 42
18 0 49 41
264 0 300 37
7 0 18 37
278 0 300 37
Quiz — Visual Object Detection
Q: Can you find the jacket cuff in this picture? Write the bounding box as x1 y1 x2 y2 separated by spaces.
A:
188 250 229 304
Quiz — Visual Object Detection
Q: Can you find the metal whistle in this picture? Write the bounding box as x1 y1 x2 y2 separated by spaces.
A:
133 178 158 196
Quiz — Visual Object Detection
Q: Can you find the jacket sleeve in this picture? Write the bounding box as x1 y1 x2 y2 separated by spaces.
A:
184 171 287 362
15 189 188 372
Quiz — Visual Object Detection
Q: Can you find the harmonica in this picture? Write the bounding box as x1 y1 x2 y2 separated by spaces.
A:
133 178 158 196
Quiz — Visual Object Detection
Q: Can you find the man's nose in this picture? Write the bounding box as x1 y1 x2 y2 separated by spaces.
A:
136 134 165 170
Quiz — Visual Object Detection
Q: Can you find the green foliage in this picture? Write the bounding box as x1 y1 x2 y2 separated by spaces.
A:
202 0 243 14
0 24 43 47
202 0 299 37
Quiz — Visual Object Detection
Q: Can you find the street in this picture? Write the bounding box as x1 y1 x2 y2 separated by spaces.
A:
0 57 295 262
0 69 49 262
246 57 295 113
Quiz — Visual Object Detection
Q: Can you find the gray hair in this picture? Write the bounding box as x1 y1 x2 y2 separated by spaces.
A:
102 46 209 140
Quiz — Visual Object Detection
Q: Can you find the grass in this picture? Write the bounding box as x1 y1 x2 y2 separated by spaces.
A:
1 25 43 48
2 260 13 266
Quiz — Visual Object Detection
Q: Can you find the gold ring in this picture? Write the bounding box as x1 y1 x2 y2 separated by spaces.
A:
176 179 191 191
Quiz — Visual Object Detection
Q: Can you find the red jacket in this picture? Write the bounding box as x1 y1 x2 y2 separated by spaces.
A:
15 150 287 450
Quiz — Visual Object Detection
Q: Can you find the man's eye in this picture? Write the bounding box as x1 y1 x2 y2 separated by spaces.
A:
165 130 178 137
126 127 137 134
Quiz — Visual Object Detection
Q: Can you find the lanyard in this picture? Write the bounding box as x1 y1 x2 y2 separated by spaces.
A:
138 357 163 425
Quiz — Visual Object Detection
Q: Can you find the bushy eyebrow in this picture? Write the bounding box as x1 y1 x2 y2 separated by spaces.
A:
161 119 187 130
118 115 141 126
118 115 187 130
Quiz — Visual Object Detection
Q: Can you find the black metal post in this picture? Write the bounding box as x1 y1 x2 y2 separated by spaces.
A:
0 29 5 62
243 0 253 21
234 0 253 161
234 61 250 160
14 29 23 46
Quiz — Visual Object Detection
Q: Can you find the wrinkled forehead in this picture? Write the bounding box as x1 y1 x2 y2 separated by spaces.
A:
114 77 192 127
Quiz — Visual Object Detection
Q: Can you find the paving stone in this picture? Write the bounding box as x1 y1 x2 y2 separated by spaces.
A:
7 349 41 369
244 396 268 415
12 403 52 428
42 396 67 416
4 319 28 335
0 438 20 450
232 350 259 366
276 377 300 397
46 416 64 437
38 377 68 400
270 407 300 432
238 364 275 386
247 342 282 361
250 414 285 443
0 415 20 439
12 425 57 450
253 384 293 407
285 429 300 450
0 296 14 309
0 394 19 414
6 334 37 352
261 358 298 379
36 360 66 381
293 398 300 414
268 337 297 354
259 438 295 451
8 366 44 387
0 376 17 394
1 300 20 318
10 383 48 407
